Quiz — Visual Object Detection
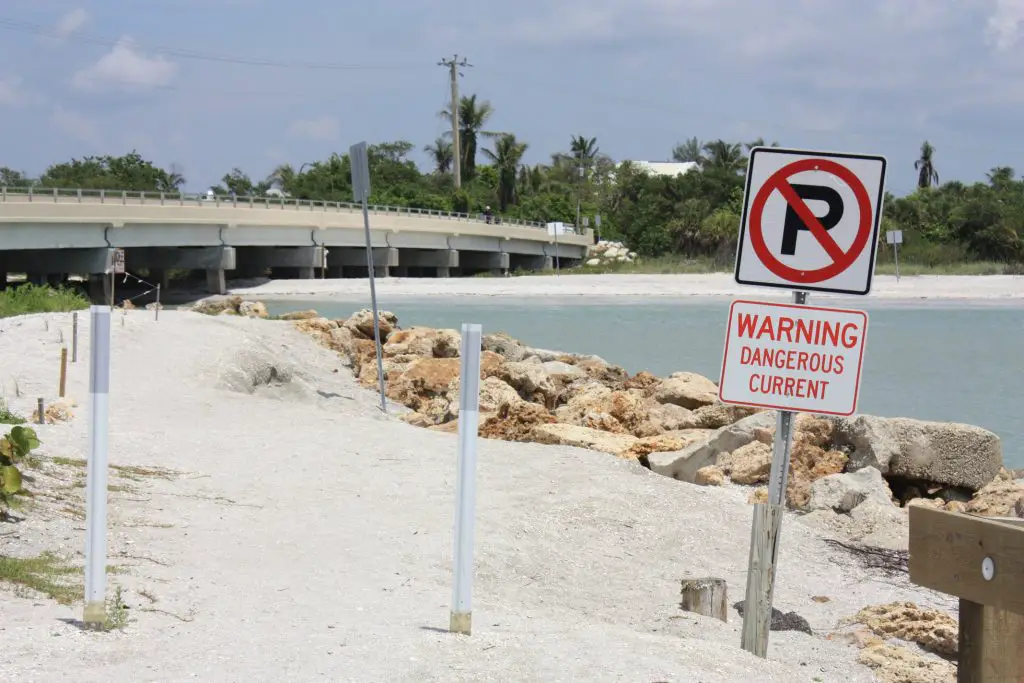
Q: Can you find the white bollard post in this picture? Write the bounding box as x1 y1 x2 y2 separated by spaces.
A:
83 305 111 628
450 322 482 636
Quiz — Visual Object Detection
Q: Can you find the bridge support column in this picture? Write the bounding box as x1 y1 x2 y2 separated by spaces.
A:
0 248 115 276
326 247 398 279
206 268 227 295
0 273 6 291
150 269 171 291
238 247 322 281
459 251 509 276
399 249 458 277
509 254 552 272
88 274 112 304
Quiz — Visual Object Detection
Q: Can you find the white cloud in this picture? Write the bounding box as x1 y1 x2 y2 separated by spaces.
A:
71 37 178 92
54 8 90 40
50 105 101 145
287 116 340 141
987 0 1024 49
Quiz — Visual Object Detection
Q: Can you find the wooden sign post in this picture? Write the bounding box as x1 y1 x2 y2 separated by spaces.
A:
909 505 1024 682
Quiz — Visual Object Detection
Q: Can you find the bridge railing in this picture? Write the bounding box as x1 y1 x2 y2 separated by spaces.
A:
0 186 555 231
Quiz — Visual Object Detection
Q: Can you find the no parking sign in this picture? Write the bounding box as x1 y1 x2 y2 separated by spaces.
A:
734 148 887 296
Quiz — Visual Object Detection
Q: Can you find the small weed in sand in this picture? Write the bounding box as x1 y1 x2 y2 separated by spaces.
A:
52 456 86 468
0 552 81 604
0 398 25 425
103 585 131 630
111 464 178 481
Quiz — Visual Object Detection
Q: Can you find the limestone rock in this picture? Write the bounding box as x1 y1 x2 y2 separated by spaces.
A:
748 488 768 504
851 602 958 656
808 467 893 514
541 360 587 380
529 423 639 456
621 432 705 461
721 441 773 485
679 402 760 430
856 643 956 683
279 309 319 321
482 332 527 362
652 372 719 410
479 402 555 441
343 309 398 341
384 327 460 359
694 466 725 486
647 411 776 482
833 415 1003 491
446 376 523 415
238 301 269 318
633 401 694 437
497 361 558 406
965 478 1024 517
385 358 461 411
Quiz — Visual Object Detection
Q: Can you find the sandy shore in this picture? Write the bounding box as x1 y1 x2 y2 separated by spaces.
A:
1 310 954 681
227 273 1024 304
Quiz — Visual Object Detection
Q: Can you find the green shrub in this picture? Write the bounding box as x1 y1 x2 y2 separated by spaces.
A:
0 284 90 318
0 426 40 517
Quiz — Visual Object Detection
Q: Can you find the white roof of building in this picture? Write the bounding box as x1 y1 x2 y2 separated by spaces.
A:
620 160 698 177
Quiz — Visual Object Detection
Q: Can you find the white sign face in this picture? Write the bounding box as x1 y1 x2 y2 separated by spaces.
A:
111 248 125 275
718 299 868 416
886 230 903 245
734 147 887 296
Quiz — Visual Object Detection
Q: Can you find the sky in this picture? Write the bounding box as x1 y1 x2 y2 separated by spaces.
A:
1 1 1023 196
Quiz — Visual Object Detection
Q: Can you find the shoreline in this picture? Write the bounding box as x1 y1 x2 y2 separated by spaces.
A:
227 273 1024 305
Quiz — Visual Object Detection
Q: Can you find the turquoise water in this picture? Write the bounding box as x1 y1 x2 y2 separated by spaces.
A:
266 297 1024 468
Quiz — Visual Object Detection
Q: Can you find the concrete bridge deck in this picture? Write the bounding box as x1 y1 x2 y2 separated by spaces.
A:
0 188 593 299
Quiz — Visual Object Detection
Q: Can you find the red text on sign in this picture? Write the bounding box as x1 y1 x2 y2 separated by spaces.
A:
736 313 860 348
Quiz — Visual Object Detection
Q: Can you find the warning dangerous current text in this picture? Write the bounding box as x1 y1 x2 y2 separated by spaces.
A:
718 301 868 416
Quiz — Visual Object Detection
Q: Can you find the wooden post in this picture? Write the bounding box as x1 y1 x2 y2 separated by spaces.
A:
740 503 784 658
59 347 67 398
679 578 728 622
908 505 1024 682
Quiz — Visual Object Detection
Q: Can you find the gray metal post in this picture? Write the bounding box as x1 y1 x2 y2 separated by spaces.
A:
72 311 78 363
741 289 806 657
451 323 482 635
83 305 111 628
894 242 901 282
155 284 161 321
350 142 387 413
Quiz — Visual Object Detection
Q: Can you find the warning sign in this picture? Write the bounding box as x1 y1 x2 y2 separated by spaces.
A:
110 248 125 275
734 147 886 296
718 300 868 416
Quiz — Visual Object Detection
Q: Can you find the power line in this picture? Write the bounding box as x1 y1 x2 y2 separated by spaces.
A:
0 17 425 72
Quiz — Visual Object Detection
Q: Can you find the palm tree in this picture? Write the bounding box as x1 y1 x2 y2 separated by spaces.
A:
701 140 745 174
268 163 298 193
744 138 780 152
915 141 939 189
986 166 1015 187
157 169 185 193
439 94 499 180
423 137 453 174
569 135 599 165
482 134 528 211
672 137 703 164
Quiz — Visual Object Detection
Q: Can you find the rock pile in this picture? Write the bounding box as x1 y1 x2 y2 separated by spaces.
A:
584 241 637 267
209 304 1018 528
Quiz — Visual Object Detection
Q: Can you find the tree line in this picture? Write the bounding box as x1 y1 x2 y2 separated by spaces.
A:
0 95 1020 265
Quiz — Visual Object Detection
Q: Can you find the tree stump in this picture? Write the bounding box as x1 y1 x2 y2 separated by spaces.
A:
680 578 728 622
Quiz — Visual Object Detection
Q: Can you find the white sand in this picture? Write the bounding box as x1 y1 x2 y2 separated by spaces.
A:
0 310 954 682
229 273 1024 304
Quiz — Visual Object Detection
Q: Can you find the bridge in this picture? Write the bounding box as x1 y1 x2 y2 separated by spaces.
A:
0 187 594 299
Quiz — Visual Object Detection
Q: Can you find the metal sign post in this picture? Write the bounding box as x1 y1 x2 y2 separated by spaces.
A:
83 305 111 629
350 141 387 413
450 323 482 635
886 230 903 282
726 146 887 658
595 214 602 242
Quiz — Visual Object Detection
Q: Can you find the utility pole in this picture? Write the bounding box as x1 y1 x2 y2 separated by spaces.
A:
438 55 471 190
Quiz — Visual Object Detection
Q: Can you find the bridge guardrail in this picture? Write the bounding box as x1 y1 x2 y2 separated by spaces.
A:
0 186 557 231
